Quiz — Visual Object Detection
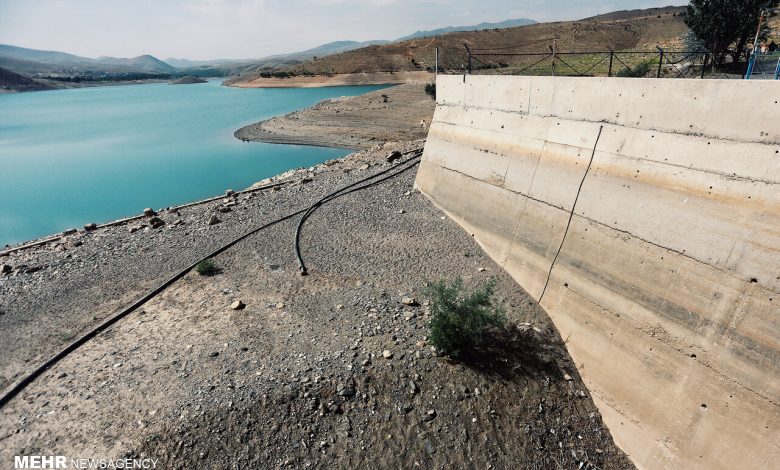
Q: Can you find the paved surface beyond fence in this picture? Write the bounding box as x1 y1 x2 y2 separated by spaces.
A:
416 74 780 470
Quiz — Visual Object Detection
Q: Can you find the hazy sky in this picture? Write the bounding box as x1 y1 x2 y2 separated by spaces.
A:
0 0 682 60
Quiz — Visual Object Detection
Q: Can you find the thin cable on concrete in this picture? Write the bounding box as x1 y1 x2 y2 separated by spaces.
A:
0 147 423 410
295 149 423 275
538 125 603 303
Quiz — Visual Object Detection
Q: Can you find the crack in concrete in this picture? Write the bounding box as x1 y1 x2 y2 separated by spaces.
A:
539 125 604 303
431 163 779 296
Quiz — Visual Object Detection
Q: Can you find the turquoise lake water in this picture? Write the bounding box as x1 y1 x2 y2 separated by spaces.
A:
0 80 388 246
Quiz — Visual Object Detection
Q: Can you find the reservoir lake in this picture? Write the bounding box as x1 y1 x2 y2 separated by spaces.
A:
0 80 388 246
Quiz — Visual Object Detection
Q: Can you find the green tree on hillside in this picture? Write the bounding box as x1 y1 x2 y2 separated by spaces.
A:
685 0 777 67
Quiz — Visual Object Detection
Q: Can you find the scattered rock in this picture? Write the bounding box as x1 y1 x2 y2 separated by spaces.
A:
149 217 165 229
231 300 246 310
386 150 402 162
422 409 436 422
208 214 221 225
358 163 370 171
424 439 435 454
382 350 393 359
217 206 232 213
84 223 97 231
401 296 418 307
276 302 285 309
62 229 77 236
337 382 356 397
0 264 11 275
143 208 156 217
225 189 235 197
564 373 573 381
209 352 219 358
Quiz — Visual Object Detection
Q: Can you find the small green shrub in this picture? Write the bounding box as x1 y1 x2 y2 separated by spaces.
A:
195 258 218 276
616 60 654 77
424 83 436 100
424 277 506 357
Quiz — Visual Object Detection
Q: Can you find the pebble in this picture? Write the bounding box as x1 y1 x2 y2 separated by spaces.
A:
231 300 246 310
208 214 221 225
143 208 156 217
382 350 393 359
401 296 418 306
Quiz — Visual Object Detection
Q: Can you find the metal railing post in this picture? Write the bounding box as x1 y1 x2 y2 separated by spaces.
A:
608 50 614 77
774 56 780 80
656 46 664 78
435 47 439 77
701 52 708 79
745 46 757 79
464 44 472 74
549 44 556 76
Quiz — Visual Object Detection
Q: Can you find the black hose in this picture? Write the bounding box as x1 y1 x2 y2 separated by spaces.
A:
295 149 422 275
0 146 423 409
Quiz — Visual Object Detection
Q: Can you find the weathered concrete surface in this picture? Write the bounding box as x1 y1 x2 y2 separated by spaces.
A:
415 74 780 469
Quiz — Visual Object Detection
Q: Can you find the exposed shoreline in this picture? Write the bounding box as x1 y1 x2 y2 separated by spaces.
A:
224 71 432 88
235 82 436 149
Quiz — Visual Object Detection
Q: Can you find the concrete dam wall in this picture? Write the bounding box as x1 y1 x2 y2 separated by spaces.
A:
415 75 779 469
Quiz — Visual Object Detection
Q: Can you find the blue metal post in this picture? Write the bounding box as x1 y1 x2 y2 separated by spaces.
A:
745 46 757 79
774 57 780 80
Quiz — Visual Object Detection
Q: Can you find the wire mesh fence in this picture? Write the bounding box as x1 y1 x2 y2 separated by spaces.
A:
746 51 780 79
440 46 745 79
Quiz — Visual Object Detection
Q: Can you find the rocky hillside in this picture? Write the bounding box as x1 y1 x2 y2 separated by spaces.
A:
234 6 687 79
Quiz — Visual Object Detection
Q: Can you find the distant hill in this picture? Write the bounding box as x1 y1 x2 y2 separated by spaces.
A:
230 6 688 78
0 66 54 92
0 44 176 77
235 40 391 75
96 54 176 73
397 18 537 41
583 6 686 21
164 57 254 68
0 44 95 67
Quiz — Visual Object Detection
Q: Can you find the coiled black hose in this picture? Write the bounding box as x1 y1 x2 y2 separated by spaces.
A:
0 146 423 409
295 149 423 275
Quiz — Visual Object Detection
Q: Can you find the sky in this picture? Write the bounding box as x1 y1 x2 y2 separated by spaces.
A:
0 0 683 60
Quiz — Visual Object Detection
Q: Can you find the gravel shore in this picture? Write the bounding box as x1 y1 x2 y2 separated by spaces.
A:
0 139 632 469
234 83 435 149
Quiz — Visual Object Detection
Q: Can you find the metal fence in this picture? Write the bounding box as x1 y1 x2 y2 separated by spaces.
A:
746 51 780 79
442 45 746 79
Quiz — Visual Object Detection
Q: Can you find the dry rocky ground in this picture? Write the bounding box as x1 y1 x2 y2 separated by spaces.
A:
234 82 435 150
0 87 634 469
